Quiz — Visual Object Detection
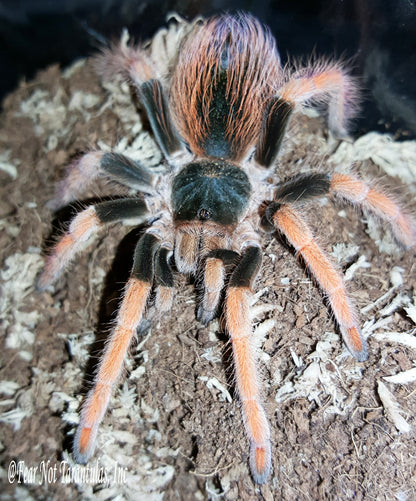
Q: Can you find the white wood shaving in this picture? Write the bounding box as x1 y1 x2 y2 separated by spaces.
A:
330 132 416 188
384 367 416 384
373 331 416 351
344 255 371 281
404 298 416 324
377 381 411 433
199 376 232 403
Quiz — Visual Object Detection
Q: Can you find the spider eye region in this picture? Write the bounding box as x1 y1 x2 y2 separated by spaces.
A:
171 160 251 225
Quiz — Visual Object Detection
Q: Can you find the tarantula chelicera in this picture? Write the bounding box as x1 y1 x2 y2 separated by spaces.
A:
39 13 415 484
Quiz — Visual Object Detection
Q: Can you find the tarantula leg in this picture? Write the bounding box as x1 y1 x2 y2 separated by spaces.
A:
273 173 331 204
277 62 357 138
330 173 416 248
73 232 160 463
38 198 147 289
255 97 294 168
138 80 190 165
225 246 272 484
51 151 155 209
197 249 239 325
271 172 415 247
271 203 367 361
154 246 175 312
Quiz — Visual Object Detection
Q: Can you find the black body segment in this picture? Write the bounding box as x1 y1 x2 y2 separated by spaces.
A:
131 233 160 282
139 80 186 160
100 153 154 191
155 247 174 288
229 246 262 288
172 160 251 225
94 198 148 223
255 97 294 168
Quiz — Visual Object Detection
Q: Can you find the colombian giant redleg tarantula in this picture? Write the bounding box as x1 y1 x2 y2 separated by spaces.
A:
39 13 415 484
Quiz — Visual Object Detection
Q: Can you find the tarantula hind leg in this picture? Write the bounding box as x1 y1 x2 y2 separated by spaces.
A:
270 203 367 361
276 60 358 140
38 198 148 289
73 232 160 463
330 173 416 248
225 245 272 484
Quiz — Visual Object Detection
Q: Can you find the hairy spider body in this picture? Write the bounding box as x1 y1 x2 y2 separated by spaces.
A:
39 13 415 484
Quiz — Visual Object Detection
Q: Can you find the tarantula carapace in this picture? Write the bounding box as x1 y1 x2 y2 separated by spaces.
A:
39 13 415 484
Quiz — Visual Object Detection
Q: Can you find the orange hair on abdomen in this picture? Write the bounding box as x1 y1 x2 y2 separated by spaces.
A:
170 14 282 160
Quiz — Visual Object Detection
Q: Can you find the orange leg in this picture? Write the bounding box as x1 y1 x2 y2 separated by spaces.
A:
273 204 367 361
278 61 358 138
225 245 271 484
73 232 160 463
330 173 416 248
74 278 152 462
198 257 225 324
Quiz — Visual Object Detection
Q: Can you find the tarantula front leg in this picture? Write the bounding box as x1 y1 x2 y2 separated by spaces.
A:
269 203 367 361
225 245 272 484
38 198 148 288
50 152 155 209
74 232 160 463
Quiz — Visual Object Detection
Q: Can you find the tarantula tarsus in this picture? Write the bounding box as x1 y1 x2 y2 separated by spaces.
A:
39 13 415 484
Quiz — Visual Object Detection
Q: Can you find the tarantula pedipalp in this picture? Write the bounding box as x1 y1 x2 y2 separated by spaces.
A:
39 13 415 485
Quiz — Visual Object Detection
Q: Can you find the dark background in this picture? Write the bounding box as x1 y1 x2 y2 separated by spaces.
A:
1 0 415 138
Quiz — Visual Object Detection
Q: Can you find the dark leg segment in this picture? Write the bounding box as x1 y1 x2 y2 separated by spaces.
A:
228 246 262 288
255 97 294 168
100 153 155 192
273 173 331 204
139 79 188 163
94 197 148 223
155 246 175 312
131 233 160 282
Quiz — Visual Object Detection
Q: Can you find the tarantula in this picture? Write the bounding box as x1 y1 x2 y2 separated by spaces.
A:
39 13 415 484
